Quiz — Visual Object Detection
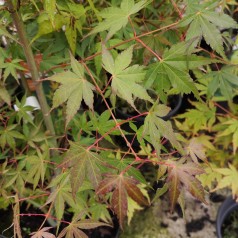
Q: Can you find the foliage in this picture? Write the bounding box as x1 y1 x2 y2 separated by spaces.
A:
0 0 238 237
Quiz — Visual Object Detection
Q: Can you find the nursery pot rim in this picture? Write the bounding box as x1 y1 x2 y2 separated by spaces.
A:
216 196 238 238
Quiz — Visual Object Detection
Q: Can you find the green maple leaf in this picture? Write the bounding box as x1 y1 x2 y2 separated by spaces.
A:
217 119 238 154
0 83 10 106
215 164 238 197
0 59 26 82
198 164 222 190
143 104 182 154
0 124 24 150
102 45 152 109
179 1 237 57
166 158 206 211
105 156 147 184
22 122 50 149
26 147 50 189
176 101 216 133
96 174 149 228
47 53 95 125
45 173 77 222
58 212 111 238
146 42 212 100
206 66 238 101
87 110 121 145
4 162 27 194
90 0 151 37
65 141 104 197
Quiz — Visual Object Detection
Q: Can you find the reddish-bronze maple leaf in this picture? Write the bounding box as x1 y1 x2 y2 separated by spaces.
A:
96 174 149 228
166 158 207 212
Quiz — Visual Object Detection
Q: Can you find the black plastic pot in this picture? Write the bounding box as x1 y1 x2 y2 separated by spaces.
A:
216 196 238 238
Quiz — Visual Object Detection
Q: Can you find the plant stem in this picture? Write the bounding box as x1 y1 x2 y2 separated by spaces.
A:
18 71 31 96
6 0 56 138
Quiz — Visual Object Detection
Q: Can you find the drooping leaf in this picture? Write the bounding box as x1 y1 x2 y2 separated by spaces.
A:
102 45 152 109
47 54 95 125
96 174 149 228
112 182 128 228
143 104 182 154
166 158 206 211
90 0 151 38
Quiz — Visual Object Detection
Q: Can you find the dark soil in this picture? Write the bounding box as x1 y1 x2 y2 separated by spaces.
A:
0 207 119 238
222 208 238 238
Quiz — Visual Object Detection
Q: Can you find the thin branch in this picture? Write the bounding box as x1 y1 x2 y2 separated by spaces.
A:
6 0 56 139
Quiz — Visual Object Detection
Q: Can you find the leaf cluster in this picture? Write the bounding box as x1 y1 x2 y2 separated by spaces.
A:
0 0 238 237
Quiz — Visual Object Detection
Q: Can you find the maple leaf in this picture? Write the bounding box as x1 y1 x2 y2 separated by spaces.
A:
46 53 95 125
206 66 238 101
217 118 238 154
146 42 212 100
87 110 121 145
90 0 151 38
0 58 26 82
215 164 238 197
26 147 49 189
179 1 237 57
198 164 222 190
96 174 149 228
105 157 147 184
58 212 111 238
102 45 152 109
65 141 104 197
30 227 55 238
143 104 182 154
0 124 24 150
186 138 207 163
176 101 216 133
45 173 80 222
0 82 10 105
166 158 206 211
